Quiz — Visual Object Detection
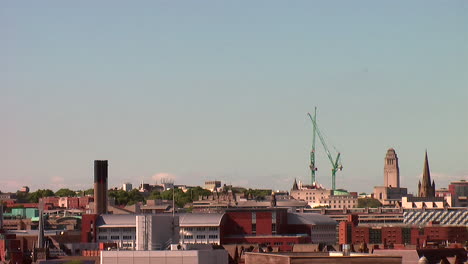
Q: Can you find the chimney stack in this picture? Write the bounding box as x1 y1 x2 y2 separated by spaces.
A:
94 160 108 214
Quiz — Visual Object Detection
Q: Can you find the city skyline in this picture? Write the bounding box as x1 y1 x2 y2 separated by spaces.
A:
2 1 467 194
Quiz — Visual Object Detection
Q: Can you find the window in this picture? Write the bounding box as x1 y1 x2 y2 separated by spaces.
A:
184 235 193 239
196 235 206 239
122 235 132 240
196 227 205 231
272 223 277 233
110 236 120 240
209 227 217 231
252 212 256 223
185 227 193 231
274 242 283 246
208 235 218 239
99 228 108 233
98 236 107 240
252 224 257 234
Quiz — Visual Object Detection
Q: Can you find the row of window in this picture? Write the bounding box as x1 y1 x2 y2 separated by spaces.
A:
184 227 218 231
98 227 135 233
98 235 133 240
264 242 294 246
252 223 276 233
184 235 218 239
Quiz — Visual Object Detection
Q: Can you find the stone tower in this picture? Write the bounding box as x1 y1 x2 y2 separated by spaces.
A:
384 148 400 188
418 151 435 197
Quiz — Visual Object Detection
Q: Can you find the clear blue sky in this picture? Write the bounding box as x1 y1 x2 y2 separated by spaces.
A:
1 1 467 194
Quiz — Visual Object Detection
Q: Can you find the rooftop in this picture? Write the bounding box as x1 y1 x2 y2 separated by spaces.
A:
179 213 225 227
288 213 337 226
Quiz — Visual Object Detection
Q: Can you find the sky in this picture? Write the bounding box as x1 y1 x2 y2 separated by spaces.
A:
1 1 467 194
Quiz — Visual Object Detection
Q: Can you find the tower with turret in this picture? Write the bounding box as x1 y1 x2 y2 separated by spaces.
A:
384 148 400 188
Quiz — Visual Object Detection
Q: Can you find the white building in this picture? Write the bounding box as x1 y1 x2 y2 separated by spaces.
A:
179 213 225 245
400 196 451 209
122 183 133 192
204 181 221 192
290 188 333 207
95 214 179 250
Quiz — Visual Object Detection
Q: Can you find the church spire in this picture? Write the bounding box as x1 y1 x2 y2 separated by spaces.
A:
418 151 435 197
292 178 299 191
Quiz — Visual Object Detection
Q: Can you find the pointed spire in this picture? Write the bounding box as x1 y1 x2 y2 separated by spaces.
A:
292 178 299 191
419 151 434 197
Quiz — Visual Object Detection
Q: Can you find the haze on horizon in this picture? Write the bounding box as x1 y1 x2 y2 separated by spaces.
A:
1 1 467 194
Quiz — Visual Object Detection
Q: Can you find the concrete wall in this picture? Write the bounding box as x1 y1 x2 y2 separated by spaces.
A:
101 250 228 264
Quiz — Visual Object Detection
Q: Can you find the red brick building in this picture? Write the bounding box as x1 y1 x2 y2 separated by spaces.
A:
222 208 337 251
0 232 23 263
81 214 98 243
339 218 468 247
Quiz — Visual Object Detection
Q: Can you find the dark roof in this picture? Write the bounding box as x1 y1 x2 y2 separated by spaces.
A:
288 213 337 225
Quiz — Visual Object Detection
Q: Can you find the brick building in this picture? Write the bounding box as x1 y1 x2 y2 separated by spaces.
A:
222 208 336 251
339 215 468 247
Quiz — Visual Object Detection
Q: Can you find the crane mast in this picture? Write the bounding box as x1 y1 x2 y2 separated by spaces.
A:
309 107 317 186
307 109 343 191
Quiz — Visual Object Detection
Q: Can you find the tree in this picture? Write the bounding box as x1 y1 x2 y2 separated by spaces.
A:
357 198 382 208
55 188 76 197
243 189 272 200
148 191 162 200
84 188 94 195
109 189 145 206
28 189 55 203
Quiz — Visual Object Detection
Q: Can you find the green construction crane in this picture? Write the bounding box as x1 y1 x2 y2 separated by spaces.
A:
307 109 343 190
308 108 317 186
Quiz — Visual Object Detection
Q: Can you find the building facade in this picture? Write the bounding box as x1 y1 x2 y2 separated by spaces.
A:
179 213 225 245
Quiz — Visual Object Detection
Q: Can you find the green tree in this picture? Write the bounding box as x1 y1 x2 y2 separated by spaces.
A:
84 188 94 195
55 188 77 197
148 191 162 200
357 198 382 208
243 189 272 200
28 189 55 203
109 189 145 206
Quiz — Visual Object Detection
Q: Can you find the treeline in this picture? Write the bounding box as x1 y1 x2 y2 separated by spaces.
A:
14 188 94 203
6 186 275 208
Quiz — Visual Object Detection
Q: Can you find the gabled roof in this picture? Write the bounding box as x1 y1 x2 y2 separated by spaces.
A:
288 213 337 226
179 213 225 227
96 214 136 227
